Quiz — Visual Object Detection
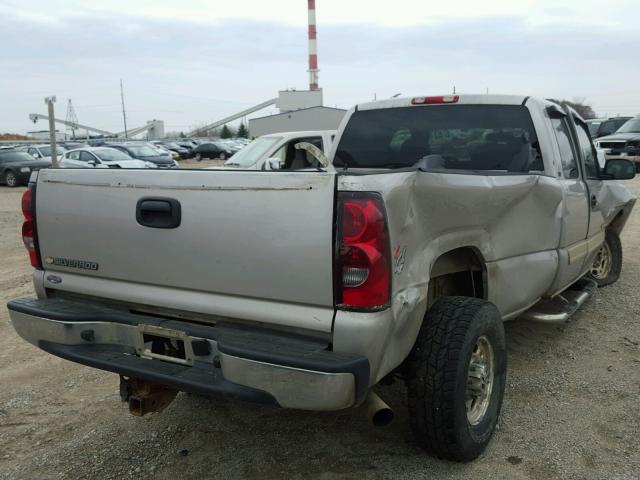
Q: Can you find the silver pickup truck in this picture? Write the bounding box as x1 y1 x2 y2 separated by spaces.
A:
8 95 636 462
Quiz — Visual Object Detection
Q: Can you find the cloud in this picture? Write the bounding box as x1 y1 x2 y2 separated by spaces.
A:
0 6 638 134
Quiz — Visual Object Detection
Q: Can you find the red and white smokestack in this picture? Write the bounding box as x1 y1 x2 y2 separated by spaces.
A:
308 0 319 90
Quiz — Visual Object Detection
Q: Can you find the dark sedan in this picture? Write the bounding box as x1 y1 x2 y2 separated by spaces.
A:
155 142 191 159
0 151 50 187
192 142 234 161
106 144 178 168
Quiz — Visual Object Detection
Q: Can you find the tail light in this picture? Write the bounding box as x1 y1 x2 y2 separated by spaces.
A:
336 192 390 310
411 95 459 105
21 186 41 268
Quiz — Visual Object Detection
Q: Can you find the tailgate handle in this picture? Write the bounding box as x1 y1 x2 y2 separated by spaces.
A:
136 197 181 229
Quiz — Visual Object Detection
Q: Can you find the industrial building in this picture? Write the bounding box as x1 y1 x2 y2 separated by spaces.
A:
249 105 346 136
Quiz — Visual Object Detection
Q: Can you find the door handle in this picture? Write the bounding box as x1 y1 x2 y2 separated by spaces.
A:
590 195 598 209
136 197 181 229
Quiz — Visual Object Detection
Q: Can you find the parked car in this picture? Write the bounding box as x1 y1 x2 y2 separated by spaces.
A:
153 141 191 159
8 95 636 463
60 142 90 150
0 150 49 186
586 117 632 139
148 143 179 161
16 144 66 163
223 130 335 170
595 115 640 171
175 141 196 151
61 147 158 169
192 142 234 161
106 143 178 168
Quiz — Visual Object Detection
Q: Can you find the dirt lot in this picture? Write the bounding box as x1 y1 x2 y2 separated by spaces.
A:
1 175 639 480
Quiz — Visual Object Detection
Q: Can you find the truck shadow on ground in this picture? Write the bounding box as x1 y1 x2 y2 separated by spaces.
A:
113 317 576 479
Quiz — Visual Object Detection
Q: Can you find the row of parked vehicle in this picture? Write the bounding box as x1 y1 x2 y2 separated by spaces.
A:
586 116 640 172
0 137 252 187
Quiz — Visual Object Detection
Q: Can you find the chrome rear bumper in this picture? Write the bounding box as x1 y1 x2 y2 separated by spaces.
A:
8 298 369 411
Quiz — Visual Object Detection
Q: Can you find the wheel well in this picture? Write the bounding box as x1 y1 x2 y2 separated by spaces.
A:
607 209 628 236
428 247 486 307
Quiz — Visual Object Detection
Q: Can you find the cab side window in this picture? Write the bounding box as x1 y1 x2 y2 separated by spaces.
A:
574 122 599 178
68 151 80 160
551 118 578 179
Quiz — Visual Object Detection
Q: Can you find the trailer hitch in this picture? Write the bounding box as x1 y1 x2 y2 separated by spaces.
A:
119 376 178 416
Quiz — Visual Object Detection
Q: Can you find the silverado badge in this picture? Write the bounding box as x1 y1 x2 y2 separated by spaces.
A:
44 257 99 271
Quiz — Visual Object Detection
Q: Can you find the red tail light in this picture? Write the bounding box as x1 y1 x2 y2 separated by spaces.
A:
411 95 459 105
336 192 390 309
21 186 41 268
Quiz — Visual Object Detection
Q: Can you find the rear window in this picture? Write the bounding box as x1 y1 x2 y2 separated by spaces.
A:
335 105 543 173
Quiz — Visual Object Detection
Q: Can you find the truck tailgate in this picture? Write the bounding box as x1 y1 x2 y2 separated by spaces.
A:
34 168 336 332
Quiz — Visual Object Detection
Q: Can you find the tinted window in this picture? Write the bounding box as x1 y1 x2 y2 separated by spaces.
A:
599 120 617 136
335 105 543 172
38 146 65 157
574 122 598 178
122 145 158 157
587 122 601 136
80 151 97 162
94 148 132 161
551 119 578 179
617 118 640 133
0 152 33 163
67 151 80 160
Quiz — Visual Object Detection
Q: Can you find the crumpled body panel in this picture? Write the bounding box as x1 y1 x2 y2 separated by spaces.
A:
333 171 635 384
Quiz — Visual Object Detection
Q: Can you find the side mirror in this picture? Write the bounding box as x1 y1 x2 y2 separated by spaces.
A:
603 159 636 180
87 160 98 167
264 157 282 170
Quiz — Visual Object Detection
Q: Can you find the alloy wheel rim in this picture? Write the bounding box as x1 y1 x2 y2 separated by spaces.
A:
466 335 495 426
6 173 15 186
590 242 612 280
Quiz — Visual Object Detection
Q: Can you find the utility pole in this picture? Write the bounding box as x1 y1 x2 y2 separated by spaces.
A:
44 96 58 168
120 79 128 140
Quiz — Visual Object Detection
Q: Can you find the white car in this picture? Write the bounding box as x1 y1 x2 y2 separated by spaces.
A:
222 130 336 170
17 144 66 163
61 147 158 169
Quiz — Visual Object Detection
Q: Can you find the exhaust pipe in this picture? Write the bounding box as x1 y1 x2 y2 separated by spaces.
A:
366 391 394 427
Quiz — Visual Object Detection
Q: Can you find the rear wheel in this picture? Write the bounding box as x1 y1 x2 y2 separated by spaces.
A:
587 229 622 287
404 296 506 462
219 152 227 161
5 171 17 187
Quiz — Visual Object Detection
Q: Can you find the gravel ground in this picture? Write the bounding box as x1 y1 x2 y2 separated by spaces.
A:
0 175 639 480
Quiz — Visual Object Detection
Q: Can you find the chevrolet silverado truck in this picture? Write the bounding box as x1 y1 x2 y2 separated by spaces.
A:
8 95 636 462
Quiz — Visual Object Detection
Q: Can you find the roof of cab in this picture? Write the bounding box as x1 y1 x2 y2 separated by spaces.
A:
260 130 337 139
356 94 530 112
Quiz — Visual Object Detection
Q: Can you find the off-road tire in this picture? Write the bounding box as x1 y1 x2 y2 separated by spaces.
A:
5 171 17 187
587 229 622 287
405 296 507 462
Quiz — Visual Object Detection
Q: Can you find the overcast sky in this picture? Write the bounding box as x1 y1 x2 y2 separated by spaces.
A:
1 0 638 134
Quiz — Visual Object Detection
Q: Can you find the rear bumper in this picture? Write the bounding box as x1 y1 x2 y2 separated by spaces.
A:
7 297 369 411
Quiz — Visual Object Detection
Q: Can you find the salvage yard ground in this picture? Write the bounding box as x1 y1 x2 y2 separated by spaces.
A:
0 174 639 480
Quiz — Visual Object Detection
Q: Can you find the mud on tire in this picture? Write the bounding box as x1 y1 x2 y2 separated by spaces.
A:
404 296 507 462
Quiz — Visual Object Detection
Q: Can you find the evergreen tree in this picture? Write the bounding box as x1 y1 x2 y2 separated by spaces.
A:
237 123 249 138
220 125 233 139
